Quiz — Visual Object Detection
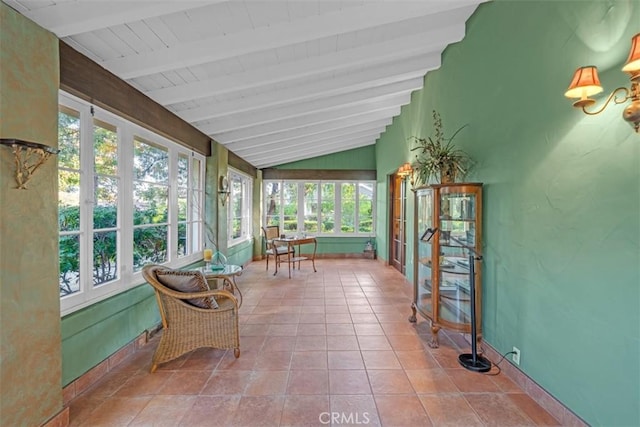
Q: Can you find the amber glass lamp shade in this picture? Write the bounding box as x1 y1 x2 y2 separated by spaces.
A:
397 162 412 177
564 66 604 108
564 66 603 99
622 33 640 75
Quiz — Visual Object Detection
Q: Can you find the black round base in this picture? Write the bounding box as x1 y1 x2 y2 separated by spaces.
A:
458 353 492 372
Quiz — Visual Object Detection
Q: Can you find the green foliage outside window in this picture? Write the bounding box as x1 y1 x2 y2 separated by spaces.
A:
264 180 374 235
58 204 169 296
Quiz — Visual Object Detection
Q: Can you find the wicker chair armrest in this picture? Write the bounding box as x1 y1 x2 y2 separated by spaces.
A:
158 287 238 307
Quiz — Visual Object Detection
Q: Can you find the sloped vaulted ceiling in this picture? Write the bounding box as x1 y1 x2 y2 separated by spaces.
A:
6 0 485 168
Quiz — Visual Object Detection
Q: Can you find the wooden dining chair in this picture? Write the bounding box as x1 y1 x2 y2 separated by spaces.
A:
262 225 295 273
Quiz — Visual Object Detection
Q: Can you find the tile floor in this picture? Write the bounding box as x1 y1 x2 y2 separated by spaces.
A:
68 259 560 426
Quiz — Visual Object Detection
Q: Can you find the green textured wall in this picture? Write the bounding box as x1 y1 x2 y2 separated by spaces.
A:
257 236 371 258
61 284 159 385
313 237 371 255
214 143 257 267
275 145 376 169
0 3 63 425
227 239 254 266
376 1 639 425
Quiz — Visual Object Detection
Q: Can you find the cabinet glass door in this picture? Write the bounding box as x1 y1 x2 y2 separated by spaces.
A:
437 190 478 325
416 188 434 315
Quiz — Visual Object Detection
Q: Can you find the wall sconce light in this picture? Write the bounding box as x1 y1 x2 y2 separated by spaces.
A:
0 138 59 189
397 162 413 178
218 175 230 206
397 162 414 186
564 32 640 132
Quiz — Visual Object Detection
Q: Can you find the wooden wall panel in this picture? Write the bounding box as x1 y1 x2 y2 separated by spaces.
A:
262 168 376 180
59 41 211 156
229 150 257 178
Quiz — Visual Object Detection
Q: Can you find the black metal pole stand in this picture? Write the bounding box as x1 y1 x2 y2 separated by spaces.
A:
449 236 491 373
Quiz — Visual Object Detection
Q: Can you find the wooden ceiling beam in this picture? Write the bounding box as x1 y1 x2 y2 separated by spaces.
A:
252 138 376 169
216 109 397 145
201 97 407 136
105 2 476 79
262 168 376 181
148 28 457 105
181 75 425 123
19 1 219 37
234 128 386 157
227 120 391 153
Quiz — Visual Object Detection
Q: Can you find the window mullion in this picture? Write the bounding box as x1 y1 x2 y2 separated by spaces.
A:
355 183 360 233
168 147 177 262
119 125 134 284
317 183 322 235
297 181 304 234
226 171 232 242
335 183 342 235
79 104 94 298
279 180 285 231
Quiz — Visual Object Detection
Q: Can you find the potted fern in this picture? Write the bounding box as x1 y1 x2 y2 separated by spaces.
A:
410 110 472 185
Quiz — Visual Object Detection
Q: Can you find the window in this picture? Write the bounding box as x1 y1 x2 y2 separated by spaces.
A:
263 180 376 236
320 183 335 233
132 138 169 270
92 119 120 285
358 182 374 233
178 156 203 258
58 106 82 297
227 168 252 246
282 182 298 233
264 181 281 227
303 183 318 233
58 92 205 314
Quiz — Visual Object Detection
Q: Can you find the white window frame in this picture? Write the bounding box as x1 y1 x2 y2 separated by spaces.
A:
59 92 205 315
263 179 376 237
227 168 253 247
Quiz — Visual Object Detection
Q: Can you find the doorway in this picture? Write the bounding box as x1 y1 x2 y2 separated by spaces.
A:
389 173 407 274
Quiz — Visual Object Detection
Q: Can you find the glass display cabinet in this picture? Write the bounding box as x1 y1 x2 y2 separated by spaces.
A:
409 183 483 348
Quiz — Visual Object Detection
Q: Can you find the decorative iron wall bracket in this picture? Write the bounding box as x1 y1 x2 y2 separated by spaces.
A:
0 138 59 189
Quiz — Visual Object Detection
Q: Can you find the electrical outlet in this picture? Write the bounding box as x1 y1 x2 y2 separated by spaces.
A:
512 347 521 365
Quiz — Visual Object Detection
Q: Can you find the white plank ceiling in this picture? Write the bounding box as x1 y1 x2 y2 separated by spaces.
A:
6 0 485 168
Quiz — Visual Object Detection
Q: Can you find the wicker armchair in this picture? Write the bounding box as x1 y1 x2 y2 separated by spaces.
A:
142 264 240 373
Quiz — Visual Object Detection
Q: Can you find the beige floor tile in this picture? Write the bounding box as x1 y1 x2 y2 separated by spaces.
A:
67 259 565 427
419 394 484 427
375 395 432 426
286 370 329 395
465 393 536 426
328 370 371 394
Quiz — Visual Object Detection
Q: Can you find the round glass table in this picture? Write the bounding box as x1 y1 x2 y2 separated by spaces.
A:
193 264 243 307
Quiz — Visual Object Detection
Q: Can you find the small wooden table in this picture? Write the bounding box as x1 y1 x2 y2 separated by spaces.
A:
193 264 243 307
274 236 318 278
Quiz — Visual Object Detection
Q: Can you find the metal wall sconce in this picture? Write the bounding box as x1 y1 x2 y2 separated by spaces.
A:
564 32 640 132
397 162 413 178
218 175 230 206
0 138 59 189
397 162 414 186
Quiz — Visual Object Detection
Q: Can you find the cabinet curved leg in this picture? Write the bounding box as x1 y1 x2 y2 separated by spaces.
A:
428 323 441 348
408 302 417 323
476 333 483 349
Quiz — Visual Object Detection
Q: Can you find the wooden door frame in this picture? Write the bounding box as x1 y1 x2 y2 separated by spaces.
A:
388 173 407 274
